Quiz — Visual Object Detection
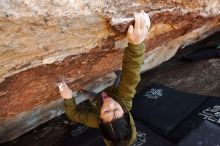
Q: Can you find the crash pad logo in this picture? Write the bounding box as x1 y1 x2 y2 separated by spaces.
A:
198 105 220 124
144 88 163 100
71 125 88 137
132 131 147 146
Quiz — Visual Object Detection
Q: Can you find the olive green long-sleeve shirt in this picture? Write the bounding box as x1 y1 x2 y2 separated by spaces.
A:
64 42 145 146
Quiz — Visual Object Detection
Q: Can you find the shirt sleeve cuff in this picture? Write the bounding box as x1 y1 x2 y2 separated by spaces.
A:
128 42 145 55
64 98 75 106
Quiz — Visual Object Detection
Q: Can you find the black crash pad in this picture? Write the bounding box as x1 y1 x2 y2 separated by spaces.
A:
182 48 220 62
171 97 220 141
177 121 220 146
133 120 175 146
131 83 208 138
62 124 105 146
62 121 176 146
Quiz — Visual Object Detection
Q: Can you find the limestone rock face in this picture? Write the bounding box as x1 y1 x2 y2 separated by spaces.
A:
0 0 220 143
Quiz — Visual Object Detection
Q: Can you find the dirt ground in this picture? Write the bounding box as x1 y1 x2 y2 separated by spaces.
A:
2 32 220 146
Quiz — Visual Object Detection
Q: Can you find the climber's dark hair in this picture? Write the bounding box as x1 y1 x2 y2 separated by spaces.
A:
99 113 132 146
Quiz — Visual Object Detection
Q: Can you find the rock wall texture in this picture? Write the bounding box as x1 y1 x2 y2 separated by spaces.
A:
0 0 220 143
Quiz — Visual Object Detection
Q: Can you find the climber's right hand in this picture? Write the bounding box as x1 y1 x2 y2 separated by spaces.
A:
57 81 73 99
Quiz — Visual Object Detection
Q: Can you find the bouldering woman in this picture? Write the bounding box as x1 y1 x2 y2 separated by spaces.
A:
57 11 151 146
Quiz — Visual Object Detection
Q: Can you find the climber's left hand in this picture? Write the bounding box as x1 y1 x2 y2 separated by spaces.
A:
127 11 151 45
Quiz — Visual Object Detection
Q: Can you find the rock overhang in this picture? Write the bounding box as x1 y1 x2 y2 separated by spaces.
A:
0 0 220 143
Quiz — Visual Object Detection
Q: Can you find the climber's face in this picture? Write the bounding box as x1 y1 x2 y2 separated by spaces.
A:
100 97 124 123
